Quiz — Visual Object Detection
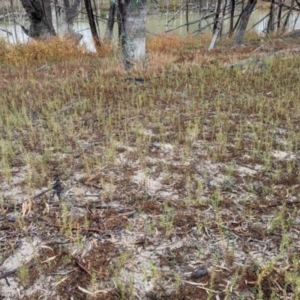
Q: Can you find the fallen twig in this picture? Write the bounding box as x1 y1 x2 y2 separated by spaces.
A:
74 179 102 190
71 256 91 277
50 223 106 233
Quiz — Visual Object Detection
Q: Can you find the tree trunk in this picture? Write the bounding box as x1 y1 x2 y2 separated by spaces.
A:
233 0 257 46
57 0 82 43
282 0 294 33
277 0 282 30
267 0 275 33
84 0 101 48
213 0 222 33
219 0 227 36
19 0 56 39
117 0 147 70
208 0 225 50
104 1 116 41
229 0 235 36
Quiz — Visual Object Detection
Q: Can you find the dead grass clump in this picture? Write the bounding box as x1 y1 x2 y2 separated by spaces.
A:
147 33 199 53
96 41 118 58
0 37 86 67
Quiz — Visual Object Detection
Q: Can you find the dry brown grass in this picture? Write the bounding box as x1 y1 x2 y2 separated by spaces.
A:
1 34 300 300
147 33 200 53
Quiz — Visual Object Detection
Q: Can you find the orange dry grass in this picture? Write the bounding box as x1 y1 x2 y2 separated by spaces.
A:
0 37 87 67
94 41 118 58
147 33 200 53
0 37 119 67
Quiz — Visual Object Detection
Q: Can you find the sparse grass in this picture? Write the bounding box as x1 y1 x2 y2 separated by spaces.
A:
1 34 300 299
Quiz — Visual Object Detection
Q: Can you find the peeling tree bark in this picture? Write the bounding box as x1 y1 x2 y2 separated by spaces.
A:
20 0 56 39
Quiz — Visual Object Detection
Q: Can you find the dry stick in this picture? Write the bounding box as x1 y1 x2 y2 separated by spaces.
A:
275 8 297 34
166 17 207 33
166 8 220 33
245 12 270 33
71 255 92 277
183 280 220 293
0 28 12 35
261 200 300 208
51 223 106 233
74 179 102 190
274 1 299 12
195 13 241 34
170 1 238 34
200 0 244 35
167 4 187 24
193 1 243 35
255 9 293 35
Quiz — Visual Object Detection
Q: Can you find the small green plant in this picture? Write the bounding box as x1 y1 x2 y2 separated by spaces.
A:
159 202 175 237
17 265 29 286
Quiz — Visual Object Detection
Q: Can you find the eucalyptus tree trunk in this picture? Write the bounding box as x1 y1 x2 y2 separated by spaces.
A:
208 0 225 50
117 0 147 70
267 0 275 33
84 0 101 48
213 0 222 33
104 1 116 41
57 0 82 43
20 0 56 38
233 0 257 46
277 0 283 30
229 0 235 36
282 0 295 33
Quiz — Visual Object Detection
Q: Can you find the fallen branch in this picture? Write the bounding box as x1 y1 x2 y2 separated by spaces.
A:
74 179 102 190
71 256 91 277
51 223 106 233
